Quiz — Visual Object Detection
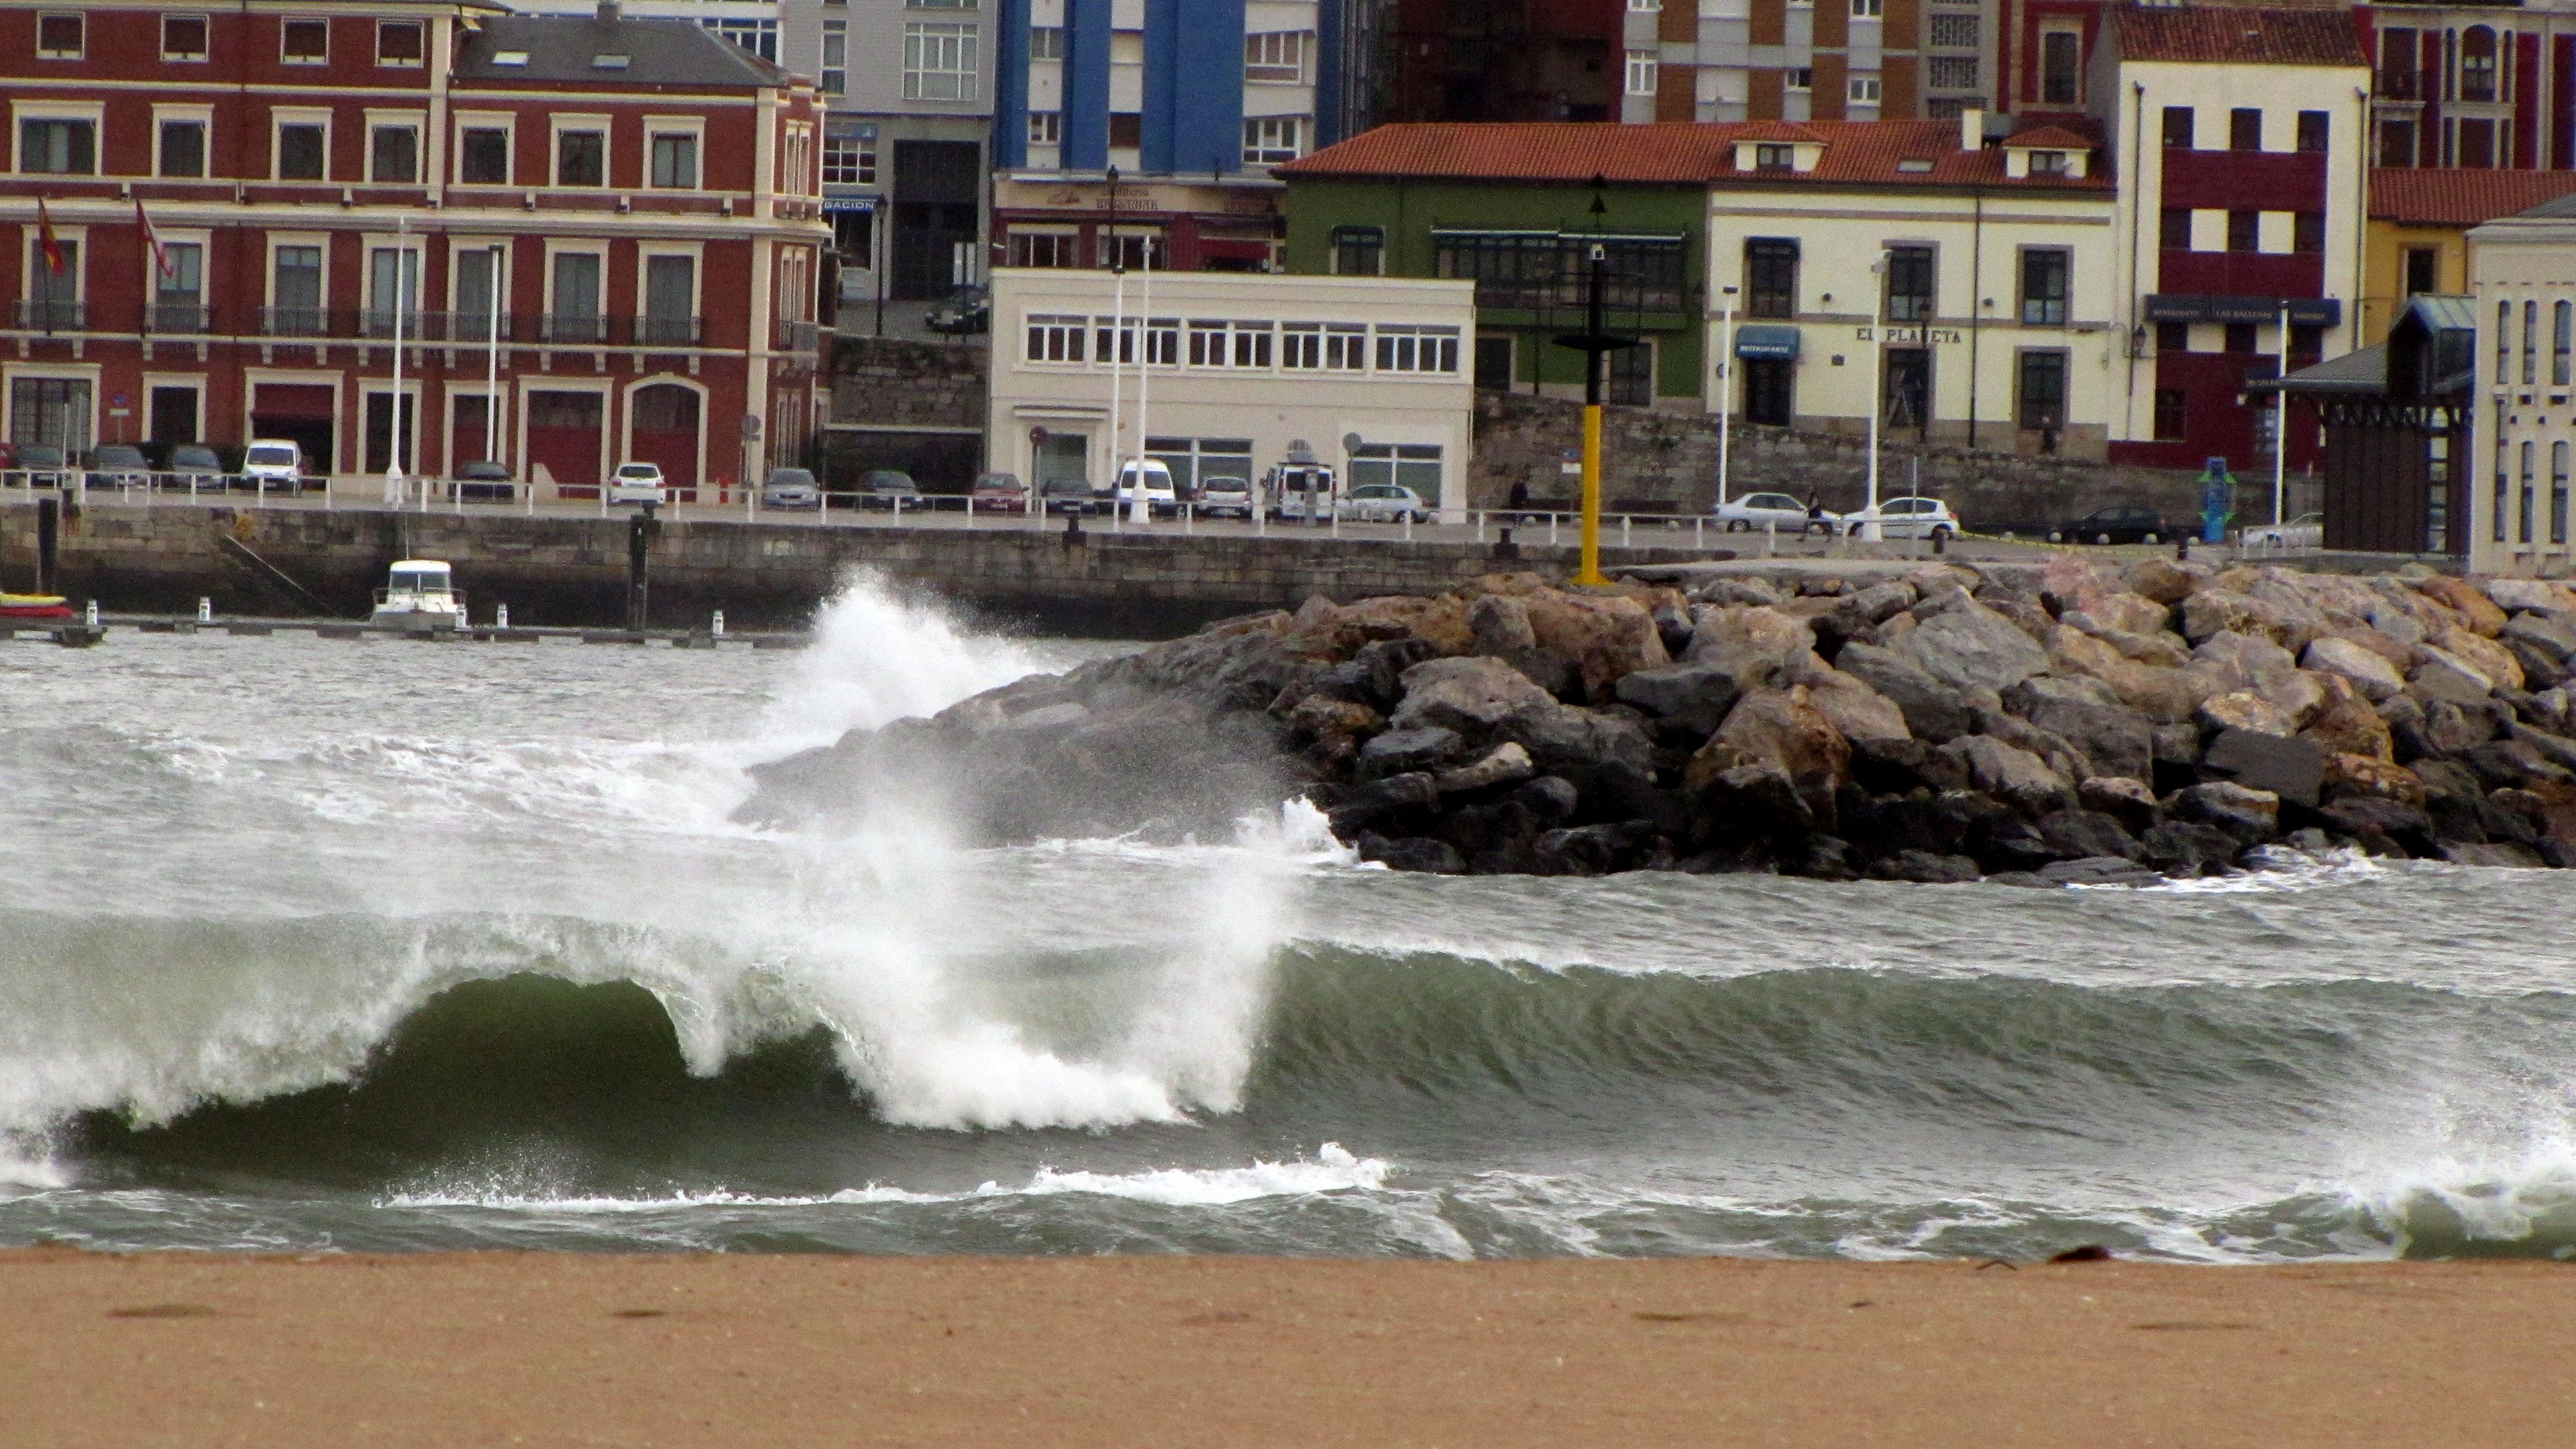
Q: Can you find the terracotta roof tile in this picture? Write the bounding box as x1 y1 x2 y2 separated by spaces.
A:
2003 125 2093 149
1278 121 2109 191
2370 167 2576 227
2110 6 2367 68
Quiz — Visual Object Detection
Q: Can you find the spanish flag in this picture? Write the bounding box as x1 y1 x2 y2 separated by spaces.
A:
134 195 172 278
35 197 64 274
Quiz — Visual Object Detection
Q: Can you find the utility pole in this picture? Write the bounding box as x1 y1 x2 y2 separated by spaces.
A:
1716 284 1737 508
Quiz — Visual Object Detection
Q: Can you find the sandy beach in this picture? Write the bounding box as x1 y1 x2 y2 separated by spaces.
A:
6 1249 2571 1447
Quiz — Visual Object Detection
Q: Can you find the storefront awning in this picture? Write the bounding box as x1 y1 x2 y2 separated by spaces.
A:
822 195 877 214
1733 325 1801 360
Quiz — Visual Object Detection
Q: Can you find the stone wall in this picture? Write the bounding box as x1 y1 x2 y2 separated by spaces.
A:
828 336 987 432
0 504 1719 637
1465 392 2306 533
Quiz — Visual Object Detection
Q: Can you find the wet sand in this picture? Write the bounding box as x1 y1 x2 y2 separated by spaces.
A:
6 1249 2570 1447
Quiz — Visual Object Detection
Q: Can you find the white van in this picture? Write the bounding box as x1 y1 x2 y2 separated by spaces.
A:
1113 459 1178 519
241 439 303 494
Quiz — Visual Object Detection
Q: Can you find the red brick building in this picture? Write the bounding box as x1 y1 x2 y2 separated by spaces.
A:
1 0 830 496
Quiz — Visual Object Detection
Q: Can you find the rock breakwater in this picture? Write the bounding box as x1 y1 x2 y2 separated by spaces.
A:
739 558 2576 883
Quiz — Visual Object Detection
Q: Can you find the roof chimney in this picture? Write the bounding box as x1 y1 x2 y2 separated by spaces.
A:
1960 107 1984 154
596 0 619 21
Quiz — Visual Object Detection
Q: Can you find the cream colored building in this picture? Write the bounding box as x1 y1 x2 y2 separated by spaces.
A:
2467 194 2576 576
1702 115 2121 458
987 267 1476 517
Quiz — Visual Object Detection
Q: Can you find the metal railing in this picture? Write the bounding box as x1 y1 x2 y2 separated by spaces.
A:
13 299 86 331
260 305 333 338
633 314 702 347
542 313 608 345
775 319 820 353
146 302 212 333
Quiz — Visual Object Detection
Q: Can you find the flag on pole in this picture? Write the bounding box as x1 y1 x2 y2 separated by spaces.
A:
35 197 64 274
134 195 172 278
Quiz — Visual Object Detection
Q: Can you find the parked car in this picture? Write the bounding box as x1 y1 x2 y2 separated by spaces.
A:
240 439 303 494
13 443 70 487
2051 505 2168 545
1839 495 1962 541
761 466 822 511
924 284 990 335
1113 460 1179 518
606 461 666 506
855 469 923 510
162 444 224 491
453 460 515 503
2242 512 2324 551
1340 482 1433 524
970 471 1027 514
87 443 152 490
1198 475 1255 519
1039 477 1094 515
1714 490 1835 535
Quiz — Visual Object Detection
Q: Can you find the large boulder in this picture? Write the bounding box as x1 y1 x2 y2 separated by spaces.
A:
1935 735 2070 814
2193 629 2300 686
1356 726 1468 779
2300 678 2395 761
1391 656 1560 735
1819 581 1920 642
2005 676 2155 782
2068 592 2175 639
2486 578 2571 614
2321 753 2428 808
2035 808 2143 861
2416 576 2508 637
2123 557 2207 605
1888 595 2051 694
1287 695 1385 764
2408 647 2498 707
1690 686 1854 813
1495 702 1656 782
2048 627 2205 724
2200 727 2325 808
2431 625 2526 692
1834 641 1976 742
1805 668 1912 747
2302 635 2407 701
2168 780 2282 845
1684 606 1820 690
1613 662 1742 739
1521 591 1672 702
1434 741 1535 794
2197 690 2300 739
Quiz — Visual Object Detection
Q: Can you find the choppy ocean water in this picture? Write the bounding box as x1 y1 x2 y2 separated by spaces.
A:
6 579 2576 1262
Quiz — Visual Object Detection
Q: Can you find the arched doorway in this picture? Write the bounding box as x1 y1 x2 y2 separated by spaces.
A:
628 382 702 500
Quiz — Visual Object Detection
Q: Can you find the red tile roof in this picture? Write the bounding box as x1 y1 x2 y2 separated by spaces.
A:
2110 7 2367 68
1277 121 2109 191
2003 125 2093 149
2370 167 2576 227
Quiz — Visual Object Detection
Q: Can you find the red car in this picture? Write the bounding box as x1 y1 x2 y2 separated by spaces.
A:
971 472 1028 514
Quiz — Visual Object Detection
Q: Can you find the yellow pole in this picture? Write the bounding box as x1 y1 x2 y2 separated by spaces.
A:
1577 401 1605 584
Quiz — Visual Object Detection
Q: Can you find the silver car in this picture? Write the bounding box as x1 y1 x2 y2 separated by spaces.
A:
761 466 822 511
1340 482 1431 523
1713 490 1834 534
1197 475 1254 519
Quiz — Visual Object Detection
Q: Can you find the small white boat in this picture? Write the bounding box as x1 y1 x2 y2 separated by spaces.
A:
371 559 468 630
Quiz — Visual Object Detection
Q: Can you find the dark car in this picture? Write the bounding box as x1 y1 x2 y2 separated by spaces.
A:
2051 506 2169 545
924 284 989 336
13 443 69 486
162 444 225 491
453 460 515 502
87 443 152 490
970 471 1027 514
855 468 923 510
1040 477 1094 516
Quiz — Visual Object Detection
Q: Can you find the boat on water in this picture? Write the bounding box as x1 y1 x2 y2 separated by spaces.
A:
0 593 73 621
370 560 467 630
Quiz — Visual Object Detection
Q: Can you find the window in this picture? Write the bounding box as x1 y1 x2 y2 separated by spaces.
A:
1246 32 1308 83
1230 322 1275 369
2291 211 2324 254
2230 107 2262 152
1110 113 1142 148
270 244 323 335
822 124 876 185
2378 117 2416 166
649 133 698 189
1243 117 1304 163
453 246 503 327
821 21 846 95
1627 50 1658 95
2224 322 2257 354
2226 210 2259 252
702 17 778 61
1435 232 1686 313
1755 143 1794 171
905 21 979 101
377 20 423 65
2156 320 2190 352
1927 57 1979 89
1323 324 1368 370
2556 300 2572 386
153 242 204 330
370 124 419 184
2040 30 2080 105
1849 78 1881 105
2525 299 2540 385
24 234 79 327
1376 325 1460 374
2153 387 2188 441
2556 441 2571 545
1884 245 1935 322
1029 25 1067 61
158 118 206 178
556 129 606 187
1028 112 1061 146
2027 150 2067 176
549 252 602 341
36 11 83 58
162 14 208 60
2493 409 2510 541
276 121 327 181
460 127 509 184
1026 314 1086 363
1852 0 1881 13
1187 319 1230 366
2522 439 2536 543
2498 301 2513 387
1746 239 1798 318
1786 67 1813 91
2018 350 2068 429
367 246 421 331
2379 27 2418 97
2403 246 2437 297
2296 110 2328 154
1008 232 1076 267
2459 119 2498 169
281 17 329 62
1280 323 1323 370
1929 13 1978 46
640 255 695 344
2019 248 2069 326
19 117 97 175
2162 106 2194 149
2461 26 2498 103
1332 225 1383 276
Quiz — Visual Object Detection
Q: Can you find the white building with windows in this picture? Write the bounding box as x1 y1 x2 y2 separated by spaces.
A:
2467 192 2576 575
986 267 1474 517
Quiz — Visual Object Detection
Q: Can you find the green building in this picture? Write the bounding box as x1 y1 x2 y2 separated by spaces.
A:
1275 125 1717 408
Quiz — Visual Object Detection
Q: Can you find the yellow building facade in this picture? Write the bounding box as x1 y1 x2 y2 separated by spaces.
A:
2361 170 2576 341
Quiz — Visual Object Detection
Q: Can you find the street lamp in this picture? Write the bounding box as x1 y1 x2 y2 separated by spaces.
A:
1717 284 1737 509
1103 164 1128 527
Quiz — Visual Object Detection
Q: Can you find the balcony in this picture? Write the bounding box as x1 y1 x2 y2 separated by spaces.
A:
774 319 820 353
429 311 520 345
260 305 335 339
542 313 608 345
14 299 86 332
360 309 427 341
2377 69 2420 102
633 314 702 348
146 302 211 333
